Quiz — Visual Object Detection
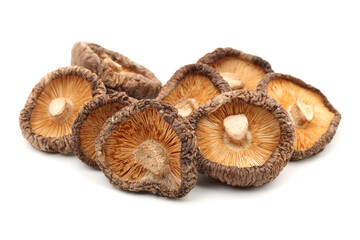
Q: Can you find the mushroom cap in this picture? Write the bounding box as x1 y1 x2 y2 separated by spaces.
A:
95 99 198 198
156 63 231 118
71 41 162 99
257 73 341 160
72 92 137 169
197 47 273 90
19 66 106 154
189 90 295 187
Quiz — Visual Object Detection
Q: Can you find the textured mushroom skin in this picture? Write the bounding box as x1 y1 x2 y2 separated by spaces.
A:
71 92 137 169
71 41 161 99
19 66 106 154
95 100 198 199
189 90 295 187
257 73 341 160
156 63 231 101
197 47 274 75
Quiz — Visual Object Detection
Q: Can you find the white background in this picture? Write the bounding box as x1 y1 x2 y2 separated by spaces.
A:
0 1 358 239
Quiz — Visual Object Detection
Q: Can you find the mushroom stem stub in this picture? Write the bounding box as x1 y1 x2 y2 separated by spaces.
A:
289 100 314 128
48 98 73 122
223 114 251 147
220 72 245 90
174 98 199 118
103 57 124 72
134 140 170 175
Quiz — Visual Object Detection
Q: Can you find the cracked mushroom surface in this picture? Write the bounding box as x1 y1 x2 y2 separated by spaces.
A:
19 66 106 154
156 63 231 118
72 92 137 169
95 100 198 198
71 41 161 99
198 47 273 90
189 90 295 187
257 73 341 160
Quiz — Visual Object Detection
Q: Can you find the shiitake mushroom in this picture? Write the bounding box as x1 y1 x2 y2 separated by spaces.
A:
95 99 198 198
189 90 295 187
257 73 341 160
157 63 231 118
19 66 106 154
72 92 137 168
71 41 161 99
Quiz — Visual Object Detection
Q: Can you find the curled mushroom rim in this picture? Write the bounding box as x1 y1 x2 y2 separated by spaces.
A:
197 47 274 74
19 66 106 154
189 90 295 187
95 99 198 198
256 73 341 160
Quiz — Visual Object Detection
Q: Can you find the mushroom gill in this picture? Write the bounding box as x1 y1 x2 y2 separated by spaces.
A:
209 56 266 90
30 76 92 138
79 103 124 162
162 73 221 118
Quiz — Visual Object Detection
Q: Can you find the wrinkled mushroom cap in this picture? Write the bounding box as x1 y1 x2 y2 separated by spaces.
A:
257 73 341 160
157 63 231 118
19 66 106 154
95 99 198 198
198 47 273 90
71 41 162 99
189 90 295 187
72 92 137 168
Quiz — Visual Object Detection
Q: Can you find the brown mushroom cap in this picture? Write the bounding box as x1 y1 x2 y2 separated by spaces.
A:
156 63 231 118
19 66 106 154
197 47 273 90
189 90 295 187
95 99 198 198
72 92 137 169
71 41 161 99
257 73 341 160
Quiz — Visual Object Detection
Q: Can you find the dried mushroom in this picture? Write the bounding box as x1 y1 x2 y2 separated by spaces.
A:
95 99 198 198
156 63 231 118
71 41 161 99
19 66 106 154
72 92 136 169
198 48 273 90
257 73 341 160
189 90 295 187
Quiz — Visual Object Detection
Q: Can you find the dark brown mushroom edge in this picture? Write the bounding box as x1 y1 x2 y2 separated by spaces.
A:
71 41 161 99
19 66 106 154
189 90 295 187
95 99 198 198
72 92 137 169
257 73 341 160
197 47 273 90
156 63 231 118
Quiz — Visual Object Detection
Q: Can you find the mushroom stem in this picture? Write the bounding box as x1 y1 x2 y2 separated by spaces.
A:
103 57 124 72
48 98 73 122
134 140 170 175
220 72 245 90
223 114 251 147
289 100 314 128
174 98 199 118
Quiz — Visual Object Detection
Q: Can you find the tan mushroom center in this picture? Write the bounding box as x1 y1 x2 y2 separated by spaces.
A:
174 98 199 118
288 100 314 128
223 114 252 150
48 98 74 122
220 72 245 90
100 54 134 74
134 139 170 175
